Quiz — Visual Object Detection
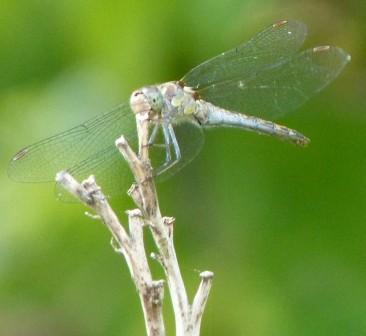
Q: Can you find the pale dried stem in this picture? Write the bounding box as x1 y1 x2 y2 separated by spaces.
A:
190 272 214 336
116 115 213 335
56 110 213 335
56 172 165 336
116 122 190 334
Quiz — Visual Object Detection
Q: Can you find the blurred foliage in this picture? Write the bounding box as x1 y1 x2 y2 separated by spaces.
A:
1 0 366 335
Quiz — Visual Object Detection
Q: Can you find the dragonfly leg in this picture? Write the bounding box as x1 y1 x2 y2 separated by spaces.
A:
162 124 172 163
146 123 171 149
155 124 181 175
168 124 181 163
148 123 160 146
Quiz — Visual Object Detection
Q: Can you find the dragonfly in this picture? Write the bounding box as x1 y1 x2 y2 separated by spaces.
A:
8 20 350 199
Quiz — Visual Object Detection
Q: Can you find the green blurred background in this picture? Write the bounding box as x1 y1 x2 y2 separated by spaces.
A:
1 0 365 335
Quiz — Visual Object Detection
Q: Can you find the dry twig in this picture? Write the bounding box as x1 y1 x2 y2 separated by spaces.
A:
56 109 213 336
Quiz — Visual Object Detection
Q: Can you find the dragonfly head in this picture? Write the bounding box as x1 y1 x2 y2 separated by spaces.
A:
130 86 164 119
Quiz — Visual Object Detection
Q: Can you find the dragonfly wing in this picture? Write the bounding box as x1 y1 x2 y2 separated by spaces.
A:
56 143 136 201
198 46 350 119
56 118 204 200
8 103 136 182
182 20 307 90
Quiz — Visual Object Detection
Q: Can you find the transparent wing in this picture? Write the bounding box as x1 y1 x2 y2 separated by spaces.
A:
56 143 136 201
198 46 350 119
8 103 136 182
182 20 308 90
56 118 204 200
9 100 203 200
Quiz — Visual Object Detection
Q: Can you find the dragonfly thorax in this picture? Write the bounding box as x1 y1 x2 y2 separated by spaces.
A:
130 82 198 124
158 82 198 121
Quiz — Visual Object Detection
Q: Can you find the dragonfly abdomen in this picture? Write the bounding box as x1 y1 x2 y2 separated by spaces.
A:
195 100 310 146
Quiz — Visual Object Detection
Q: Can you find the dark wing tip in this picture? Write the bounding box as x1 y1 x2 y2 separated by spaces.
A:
12 148 29 161
272 19 289 28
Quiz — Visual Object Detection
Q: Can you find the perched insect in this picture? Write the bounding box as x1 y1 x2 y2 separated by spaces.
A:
9 20 350 198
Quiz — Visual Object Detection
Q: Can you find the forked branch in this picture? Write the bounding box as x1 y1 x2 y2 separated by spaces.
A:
56 111 213 335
